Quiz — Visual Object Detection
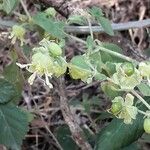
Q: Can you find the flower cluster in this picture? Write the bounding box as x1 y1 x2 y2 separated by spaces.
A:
17 39 67 88
109 63 142 90
110 93 138 124
139 62 150 85
9 25 25 46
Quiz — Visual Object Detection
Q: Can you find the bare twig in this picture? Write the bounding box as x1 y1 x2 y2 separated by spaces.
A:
35 0 72 18
58 77 92 150
1 18 150 34
20 0 31 19
65 19 150 34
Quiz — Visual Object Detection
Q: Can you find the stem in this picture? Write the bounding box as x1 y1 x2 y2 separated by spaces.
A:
68 34 138 64
87 18 93 40
137 109 147 116
20 0 31 19
132 90 150 110
58 77 92 150
97 46 138 64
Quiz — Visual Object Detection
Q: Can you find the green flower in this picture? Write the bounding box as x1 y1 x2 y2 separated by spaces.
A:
9 25 25 46
69 64 91 82
45 7 56 17
53 57 67 77
111 93 138 124
39 38 62 57
68 55 94 83
110 63 142 90
139 62 150 85
17 50 54 88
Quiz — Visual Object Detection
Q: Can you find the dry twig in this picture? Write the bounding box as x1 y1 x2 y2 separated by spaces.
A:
58 77 92 150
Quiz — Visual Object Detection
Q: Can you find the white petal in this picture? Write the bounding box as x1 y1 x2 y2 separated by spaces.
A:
126 106 138 119
16 62 32 69
125 93 134 106
28 72 37 85
45 74 53 88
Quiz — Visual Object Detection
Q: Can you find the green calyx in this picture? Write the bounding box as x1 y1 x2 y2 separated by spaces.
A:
69 64 91 81
110 101 122 115
144 118 150 134
45 7 56 17
48 42 62 57
29 52 54 75
121 62 134 76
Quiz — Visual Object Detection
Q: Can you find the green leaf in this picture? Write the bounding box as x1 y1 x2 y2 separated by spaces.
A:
101 81 123 100
86 36 95 51
101 43 123 54
97 17 114 36
3 60 23 104
100 43 124 63
0 79 16 104
94 98 148 150
89 51 103 72
68 15 86 25
56 125 78 150
1 0 18 14
94 116 144 150
137 83 150 96
102 62 116 76
94 73 107 81
0 103 29 150
121 143 140 150
89 7 114 35
33 12 66 39
71 55 91 70
89 6 104 18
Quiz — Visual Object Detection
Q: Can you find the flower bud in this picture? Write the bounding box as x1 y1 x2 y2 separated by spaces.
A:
48 42 62 57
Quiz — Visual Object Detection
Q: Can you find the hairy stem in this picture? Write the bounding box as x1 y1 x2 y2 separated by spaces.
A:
97 46 138 64
137 109 148 116
20 0 31 19
68 34 138 64
132 90 150 110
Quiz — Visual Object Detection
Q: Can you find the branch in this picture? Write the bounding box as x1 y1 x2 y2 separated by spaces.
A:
58 77 92 150
65 19 150 34
0 18 150 33
35 0 72 18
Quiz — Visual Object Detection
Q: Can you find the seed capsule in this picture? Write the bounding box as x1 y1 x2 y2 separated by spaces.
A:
48 42 62 57
121 62 134 76
144 118 150 134
110 102 122 115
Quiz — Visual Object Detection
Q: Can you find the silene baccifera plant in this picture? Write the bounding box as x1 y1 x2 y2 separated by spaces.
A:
1 3 150 149
13 8 150 130
15 36 150 133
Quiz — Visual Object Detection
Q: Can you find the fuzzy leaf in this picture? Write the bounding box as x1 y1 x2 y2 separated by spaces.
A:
3 61 23 104
0 79 16 104
94 98 148 150
100 43 124 63
137 83 150 96
89 6 103 18
68 15 86 25
101 81 123 100
1 0 18 14
33 12 66 39
97 17 114 36
0 103 29 150
56 125 78 150
95 116 143 150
